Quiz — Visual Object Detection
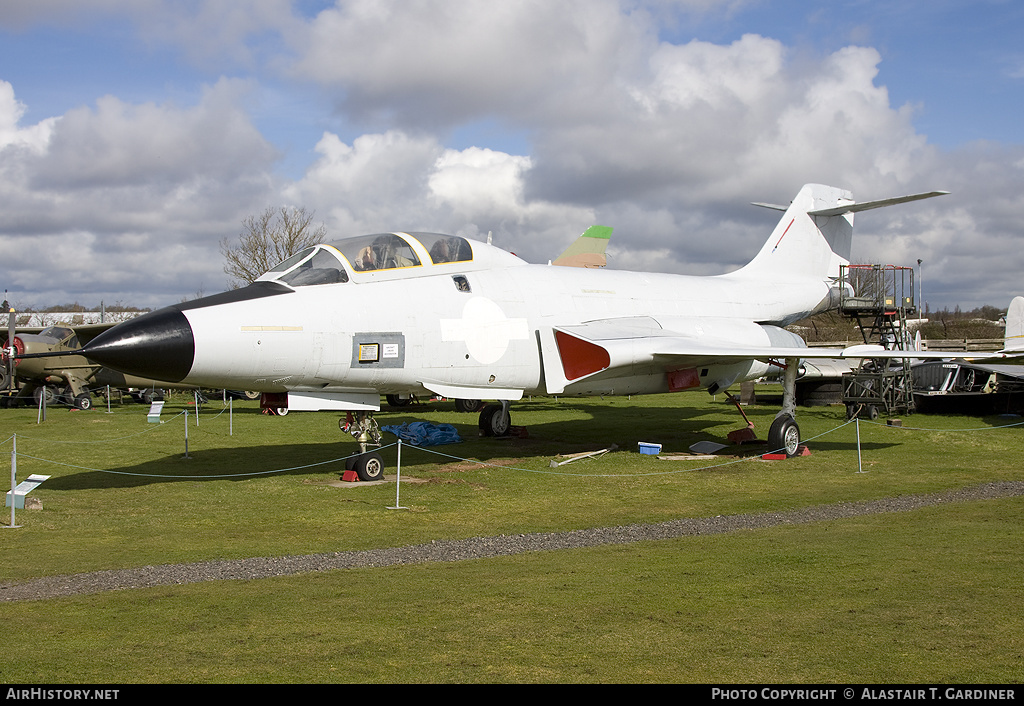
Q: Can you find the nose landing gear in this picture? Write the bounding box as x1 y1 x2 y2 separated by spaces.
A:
341 411 385 481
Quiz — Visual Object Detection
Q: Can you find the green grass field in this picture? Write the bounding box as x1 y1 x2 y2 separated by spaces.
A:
2 390 1022 683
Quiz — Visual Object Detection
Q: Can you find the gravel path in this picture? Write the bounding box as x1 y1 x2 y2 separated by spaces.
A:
3 481 1022 603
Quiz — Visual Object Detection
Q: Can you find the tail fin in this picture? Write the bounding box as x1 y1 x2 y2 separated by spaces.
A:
1004 296 1024 353
737 184 948 282
552 225 612 268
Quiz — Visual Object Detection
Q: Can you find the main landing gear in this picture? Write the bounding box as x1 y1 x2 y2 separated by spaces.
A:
767 413 801 457
478 401 512 437
341 411 385 481
723 357 803 457
768 357 803 457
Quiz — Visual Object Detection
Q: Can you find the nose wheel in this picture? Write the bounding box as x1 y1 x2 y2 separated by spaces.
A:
341 411 386 481
346 450 385 481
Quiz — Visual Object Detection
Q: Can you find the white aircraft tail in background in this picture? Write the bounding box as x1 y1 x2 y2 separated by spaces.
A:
551 225 612 268
1004 296 1024 352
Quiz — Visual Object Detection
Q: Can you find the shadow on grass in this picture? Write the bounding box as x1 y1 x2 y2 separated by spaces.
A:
42 441 367 490
35 397 887 490
38 398 750 490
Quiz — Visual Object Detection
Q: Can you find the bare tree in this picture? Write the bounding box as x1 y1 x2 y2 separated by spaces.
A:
220 206 328 287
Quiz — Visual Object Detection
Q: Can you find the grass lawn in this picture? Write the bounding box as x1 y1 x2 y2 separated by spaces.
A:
2 390 1022 682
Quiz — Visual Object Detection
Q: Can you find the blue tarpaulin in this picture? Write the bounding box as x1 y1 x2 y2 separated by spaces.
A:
382 422 463 446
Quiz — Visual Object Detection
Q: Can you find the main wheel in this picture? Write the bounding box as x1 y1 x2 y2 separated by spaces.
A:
33 385 57 407
454 399 484 413
353 452 385 481
140 389 164 405
768 414 801 457
478 404 511 437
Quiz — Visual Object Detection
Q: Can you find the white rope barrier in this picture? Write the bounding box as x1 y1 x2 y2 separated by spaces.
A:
2 403 1022 484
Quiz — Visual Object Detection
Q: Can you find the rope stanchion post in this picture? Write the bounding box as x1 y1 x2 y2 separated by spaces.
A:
856 417 866 473
183 407 190 459
387 438 408 510
6 434 20 529
5 432 21 524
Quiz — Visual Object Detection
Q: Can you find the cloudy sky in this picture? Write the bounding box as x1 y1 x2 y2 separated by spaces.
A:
1 0 1022 313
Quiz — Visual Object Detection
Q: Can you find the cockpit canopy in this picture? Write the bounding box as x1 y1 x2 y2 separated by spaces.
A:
264 245 349 287
257 232 475 288
38 325 78 348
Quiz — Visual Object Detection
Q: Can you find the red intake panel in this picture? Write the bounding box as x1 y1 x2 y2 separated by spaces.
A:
260 392 288 410
555 331 611 381
667 368 700 391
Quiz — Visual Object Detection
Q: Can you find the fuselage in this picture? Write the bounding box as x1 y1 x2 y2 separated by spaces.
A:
83 231 832 404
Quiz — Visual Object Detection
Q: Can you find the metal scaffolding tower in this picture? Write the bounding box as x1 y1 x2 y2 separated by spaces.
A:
839 264 918 419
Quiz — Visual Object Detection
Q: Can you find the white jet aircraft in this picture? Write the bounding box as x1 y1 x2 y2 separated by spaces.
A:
76 183 1024 480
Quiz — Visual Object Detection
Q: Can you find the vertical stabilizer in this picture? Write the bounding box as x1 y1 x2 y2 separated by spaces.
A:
553 226 612 268
738 184 854 282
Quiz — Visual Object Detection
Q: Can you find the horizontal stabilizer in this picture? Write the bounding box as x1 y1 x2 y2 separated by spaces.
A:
750 201 788 212
753 190 949 217
808 191 949 217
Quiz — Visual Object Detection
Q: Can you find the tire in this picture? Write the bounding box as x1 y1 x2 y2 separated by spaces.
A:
846 403 879 420
768 414 801 457
353 452 385 481
454 399 484 413
797 381 842 407
478 404 511 437
386 394 413 407
73 393 92 411
140 389 164 405
33 385 56 407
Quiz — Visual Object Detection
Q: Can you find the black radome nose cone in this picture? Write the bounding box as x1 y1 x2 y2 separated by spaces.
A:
84 307 195 383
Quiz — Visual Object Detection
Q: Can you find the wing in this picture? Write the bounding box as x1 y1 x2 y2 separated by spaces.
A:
2 321 118 347
70 323 121 346
538 316 1022 395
